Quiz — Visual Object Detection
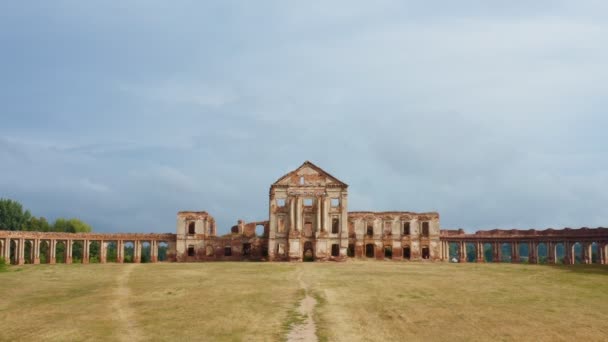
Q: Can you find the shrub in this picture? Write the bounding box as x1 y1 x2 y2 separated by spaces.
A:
0 257 8 272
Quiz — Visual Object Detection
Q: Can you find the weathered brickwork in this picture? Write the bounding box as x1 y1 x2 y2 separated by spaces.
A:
1 161 607 264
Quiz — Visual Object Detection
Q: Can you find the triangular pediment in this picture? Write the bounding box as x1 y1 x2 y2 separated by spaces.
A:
272 161 347 187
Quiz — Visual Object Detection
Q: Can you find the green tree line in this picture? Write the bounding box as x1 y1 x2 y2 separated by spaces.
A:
0 198 92 233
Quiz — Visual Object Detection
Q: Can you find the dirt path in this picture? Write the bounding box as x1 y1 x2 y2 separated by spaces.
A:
113 264 142 342
286 269 318 342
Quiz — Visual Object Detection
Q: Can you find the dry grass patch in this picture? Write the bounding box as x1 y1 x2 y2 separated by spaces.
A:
1 261 606 341
307 261 608 342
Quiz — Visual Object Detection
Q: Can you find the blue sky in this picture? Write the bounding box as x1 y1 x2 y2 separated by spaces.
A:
1 1 607 233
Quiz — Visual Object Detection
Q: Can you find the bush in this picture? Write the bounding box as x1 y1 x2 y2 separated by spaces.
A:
0 257 8 272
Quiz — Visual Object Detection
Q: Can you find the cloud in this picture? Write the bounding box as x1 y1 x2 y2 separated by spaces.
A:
119 81 237 108
79 178 110 193
0 2 607 233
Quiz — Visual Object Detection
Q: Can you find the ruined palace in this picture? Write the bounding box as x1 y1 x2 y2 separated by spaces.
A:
1 161 607 265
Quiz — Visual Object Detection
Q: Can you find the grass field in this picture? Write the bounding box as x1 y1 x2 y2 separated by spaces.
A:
0 262 607 341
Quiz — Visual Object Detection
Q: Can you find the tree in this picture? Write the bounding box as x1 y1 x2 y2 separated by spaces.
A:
52 218 93 233
24 216 51 232
0 198 32 231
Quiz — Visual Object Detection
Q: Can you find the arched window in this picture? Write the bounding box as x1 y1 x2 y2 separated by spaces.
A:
188 222 195 235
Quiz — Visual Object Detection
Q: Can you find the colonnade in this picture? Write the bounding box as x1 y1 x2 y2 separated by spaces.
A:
0 232 176 265
440 239 607 264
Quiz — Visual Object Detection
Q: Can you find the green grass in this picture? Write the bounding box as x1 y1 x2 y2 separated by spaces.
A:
0 262 606 341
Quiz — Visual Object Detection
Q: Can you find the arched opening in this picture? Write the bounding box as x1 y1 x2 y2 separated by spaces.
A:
224 246 232 256
158 241 169 261
303 241 314 262
106 241 118 262
500 243 512 262
448 242 460 262
39 240 50 264
123 241 135 263
483 243 493 262
24 240 34 264
591 242 600 264
141 241 152 263
466 242 476 262
89 241 101 263
403 246 411 260
72 241 84 263
571 242 583 264
9 239 18 265
56 241 66 263
537 242 548 264
188 222 195 235
518 243 528 263
421 246 430 260
256 224 265 237
384 246 392 259
365 244 375 258
554 242 566 264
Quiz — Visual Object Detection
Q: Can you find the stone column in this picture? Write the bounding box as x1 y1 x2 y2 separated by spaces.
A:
511 242 519 263
49 240 56 264
528 242 537 264
445 241 450 261
493 242 501 262
33 239 40 264
117 240 124 263
459 241 467 262
83 240 89 264
135 241 142 263
563 241 571 265
151 240 157 262
3 238 10 262
547 242 555 264
476 241 484 262
317 196 324 232
583 242 592 264
100 241 107 263
66 240 73 264
600 243 607 265
295 196 301 231
17 238 25 265
325 196 331 233
289 196 295 231
340 195 348 250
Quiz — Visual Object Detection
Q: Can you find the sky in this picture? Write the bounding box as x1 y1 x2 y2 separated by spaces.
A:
1 1 607 234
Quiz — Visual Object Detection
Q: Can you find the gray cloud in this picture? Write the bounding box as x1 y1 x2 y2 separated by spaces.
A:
0 1 607 233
